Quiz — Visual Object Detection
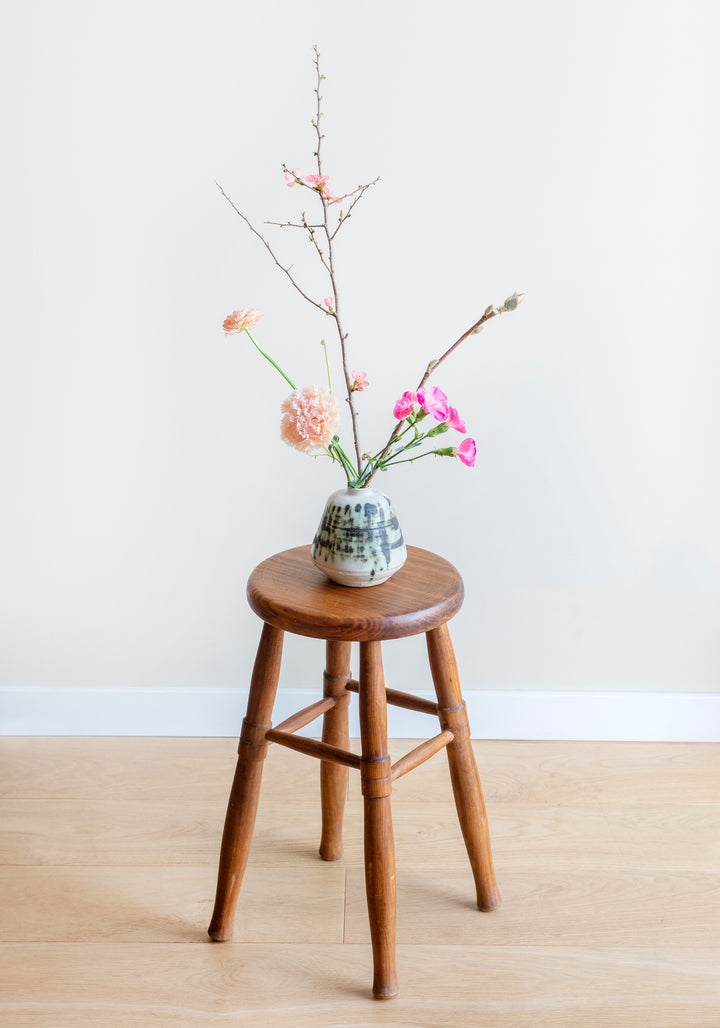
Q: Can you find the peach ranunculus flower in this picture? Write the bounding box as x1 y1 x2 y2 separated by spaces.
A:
223 308 262 336
280 385 340 455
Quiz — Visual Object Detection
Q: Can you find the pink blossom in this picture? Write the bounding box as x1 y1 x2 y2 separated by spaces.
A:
393 391 418 420
284 168 301 186
280 385 340 455
446 406 467 433
351 370 369 391
417 386 449 421
304 174 338 202
455 438 476 467
223 308 262 336
323 297 335 311
305 173 330 191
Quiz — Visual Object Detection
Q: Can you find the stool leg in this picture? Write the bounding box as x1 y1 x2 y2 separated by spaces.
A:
359 640 398 1000
426 624 501 912
319 640 352 861
208 623 284 942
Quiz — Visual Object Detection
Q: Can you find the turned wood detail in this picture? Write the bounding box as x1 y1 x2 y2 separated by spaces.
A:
208 547 500 1001
208 623 284 943
426 624 501 912
320 641 352 860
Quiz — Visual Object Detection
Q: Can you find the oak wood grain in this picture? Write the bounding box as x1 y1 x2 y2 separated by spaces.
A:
246 545 464 640
3 739 719 1026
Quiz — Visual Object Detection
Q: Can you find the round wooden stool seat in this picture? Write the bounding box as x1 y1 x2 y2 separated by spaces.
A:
247 544 464 641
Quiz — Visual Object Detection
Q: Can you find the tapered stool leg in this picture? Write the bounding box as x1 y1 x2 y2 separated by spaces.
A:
208 623 284 941
358 640 397 1000
319 640 352 861
426 624 501 911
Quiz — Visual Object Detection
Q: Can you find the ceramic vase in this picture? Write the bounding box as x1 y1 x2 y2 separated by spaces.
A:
311 486 407 587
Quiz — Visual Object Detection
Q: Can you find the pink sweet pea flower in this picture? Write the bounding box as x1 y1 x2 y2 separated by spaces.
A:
351 370 369 391
284 168 301 186
223 308 262 336
446 406 467 433
417 385 449 421
455 438 477 467
393 391 418 420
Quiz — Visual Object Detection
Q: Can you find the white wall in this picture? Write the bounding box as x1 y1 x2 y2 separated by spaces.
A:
2 0 719 734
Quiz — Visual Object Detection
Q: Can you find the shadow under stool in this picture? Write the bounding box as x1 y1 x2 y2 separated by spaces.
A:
207 544 500 1000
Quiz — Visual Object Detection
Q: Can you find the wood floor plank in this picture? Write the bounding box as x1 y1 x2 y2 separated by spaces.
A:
2 738 719 1025
0 865 345 944
3 796 718 871
1 943 718 1027
0 737 323 801
344 868 720 948
350 739 720 806
6 738 718 804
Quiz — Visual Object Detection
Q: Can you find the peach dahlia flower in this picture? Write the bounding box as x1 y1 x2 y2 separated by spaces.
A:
280 385 340 454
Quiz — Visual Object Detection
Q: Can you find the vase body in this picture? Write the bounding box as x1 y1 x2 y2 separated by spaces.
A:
311 486 407 587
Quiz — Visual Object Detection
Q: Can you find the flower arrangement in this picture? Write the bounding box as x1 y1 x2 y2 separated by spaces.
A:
220 47 523 491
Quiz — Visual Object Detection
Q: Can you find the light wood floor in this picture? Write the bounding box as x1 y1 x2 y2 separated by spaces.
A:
1 737 719 1027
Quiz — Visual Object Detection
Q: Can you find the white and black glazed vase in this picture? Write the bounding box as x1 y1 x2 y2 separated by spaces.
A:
311 486 407 587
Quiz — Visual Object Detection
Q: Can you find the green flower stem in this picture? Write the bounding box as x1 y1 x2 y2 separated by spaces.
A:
379 449 445 469
328 437 360 486
320 339 333 394
245 329 296 390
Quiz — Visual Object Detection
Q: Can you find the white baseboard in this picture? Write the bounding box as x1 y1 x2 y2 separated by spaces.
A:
1 686 718 741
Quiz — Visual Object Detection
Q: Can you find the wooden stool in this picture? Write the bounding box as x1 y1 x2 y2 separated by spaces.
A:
208 545 500 1000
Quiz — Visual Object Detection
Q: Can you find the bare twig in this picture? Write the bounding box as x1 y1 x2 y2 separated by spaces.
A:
330 178 381 239
216 182 327 315
265 219 324 229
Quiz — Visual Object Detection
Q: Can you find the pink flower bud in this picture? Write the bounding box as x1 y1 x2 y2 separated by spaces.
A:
323 297 334 311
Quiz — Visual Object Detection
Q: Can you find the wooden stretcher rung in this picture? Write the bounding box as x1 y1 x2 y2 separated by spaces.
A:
265 729 363 770
391 731 455 782
272 696 336 735
345 679 439 717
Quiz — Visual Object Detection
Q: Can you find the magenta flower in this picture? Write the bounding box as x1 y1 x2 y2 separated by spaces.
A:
454 438 477 467
417 386 449 421
223 308 262 336
280 385 340 454
351 370 369 391
284 168 301 186
393 391 417 420
446 406 467 433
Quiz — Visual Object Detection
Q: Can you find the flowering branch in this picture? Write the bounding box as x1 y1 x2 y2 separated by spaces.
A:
362 293 524 486
308 44 365 476
220 48 524 492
